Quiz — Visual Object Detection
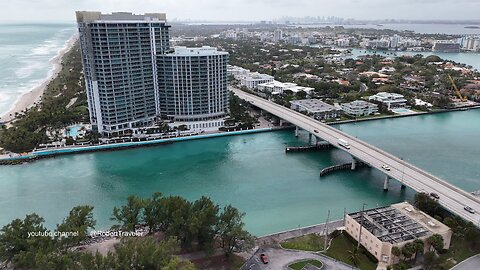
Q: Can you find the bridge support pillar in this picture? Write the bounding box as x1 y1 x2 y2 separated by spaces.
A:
309 133 313 144
279 119 285 126
295 126 299 137
401 184 406 190
351 157 357 171
383 176 390 191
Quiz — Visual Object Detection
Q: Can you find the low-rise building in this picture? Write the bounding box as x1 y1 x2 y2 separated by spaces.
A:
240 73 274 90
341 100 379 117
369 92 408 110
290 99 342 120
345 202 452 267
258 81 314 95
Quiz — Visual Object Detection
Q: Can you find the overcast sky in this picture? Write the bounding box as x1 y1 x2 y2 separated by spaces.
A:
2 0 480 23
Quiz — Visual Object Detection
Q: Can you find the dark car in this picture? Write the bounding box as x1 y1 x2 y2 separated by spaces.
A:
430 193 440 200
464 206 476 214
260 253 268 264
314 130 319 133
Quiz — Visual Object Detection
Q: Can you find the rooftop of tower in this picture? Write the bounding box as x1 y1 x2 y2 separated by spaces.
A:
76 11 167 23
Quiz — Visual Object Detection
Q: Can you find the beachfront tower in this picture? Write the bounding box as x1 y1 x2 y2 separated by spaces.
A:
76 11 170 135
157 47 229 130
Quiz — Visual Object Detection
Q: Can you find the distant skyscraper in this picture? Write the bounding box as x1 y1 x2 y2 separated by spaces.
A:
76 11 171 135
273 29 283 43
157 47 229 129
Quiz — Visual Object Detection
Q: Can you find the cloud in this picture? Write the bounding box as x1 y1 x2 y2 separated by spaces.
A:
1 0 479 22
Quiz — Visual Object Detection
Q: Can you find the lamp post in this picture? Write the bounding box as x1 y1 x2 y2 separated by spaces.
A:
358 203 368 248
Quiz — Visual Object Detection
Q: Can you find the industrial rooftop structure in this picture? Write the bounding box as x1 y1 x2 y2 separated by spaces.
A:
349 205 430 244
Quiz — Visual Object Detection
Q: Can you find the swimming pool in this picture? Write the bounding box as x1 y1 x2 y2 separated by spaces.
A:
66 124 83 138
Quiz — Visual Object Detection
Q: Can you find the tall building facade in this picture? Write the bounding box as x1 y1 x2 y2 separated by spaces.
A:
77 11 171 134
77 12 229 135
157 47 229 125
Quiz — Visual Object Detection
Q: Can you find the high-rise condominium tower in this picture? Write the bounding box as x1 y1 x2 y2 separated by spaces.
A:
157 46 229 128
76 11 171 135
76 12 230 135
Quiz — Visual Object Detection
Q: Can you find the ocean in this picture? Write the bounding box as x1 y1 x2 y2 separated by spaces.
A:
0 23 76 116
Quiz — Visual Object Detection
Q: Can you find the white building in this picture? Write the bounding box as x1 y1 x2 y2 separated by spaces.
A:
461 36 480 52
369 92 408 110
335 38 350 47
240 73 274 90
290 99 342 120
258 81 314 95
227 65 250 79
273 29 283 43
341 100 379 117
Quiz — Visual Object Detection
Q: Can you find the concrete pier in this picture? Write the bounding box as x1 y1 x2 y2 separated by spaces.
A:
351 157 358 170
295 126 299 137
384 176 390 191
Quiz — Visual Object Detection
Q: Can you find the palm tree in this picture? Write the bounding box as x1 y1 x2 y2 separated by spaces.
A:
347 246 360 267
391 246 402 263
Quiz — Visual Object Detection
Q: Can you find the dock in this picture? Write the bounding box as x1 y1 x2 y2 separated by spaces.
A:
286 142 333 153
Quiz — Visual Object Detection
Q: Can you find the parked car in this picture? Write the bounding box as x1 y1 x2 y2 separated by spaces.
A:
464 206 476 214
430 193 440 200
260 253 268 264
382 165 391 171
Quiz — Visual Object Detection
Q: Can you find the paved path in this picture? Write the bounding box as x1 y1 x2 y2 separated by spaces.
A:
241 247 356 270
232 88 480 226
451 254 480 270
257 220 344 246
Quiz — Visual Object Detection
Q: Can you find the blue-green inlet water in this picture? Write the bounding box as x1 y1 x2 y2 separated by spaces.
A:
1 110 479 235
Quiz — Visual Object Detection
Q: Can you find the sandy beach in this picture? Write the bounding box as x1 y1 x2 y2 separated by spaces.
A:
0 34 79 123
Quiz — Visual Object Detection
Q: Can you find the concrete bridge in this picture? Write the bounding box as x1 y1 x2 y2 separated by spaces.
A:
233 88 480 226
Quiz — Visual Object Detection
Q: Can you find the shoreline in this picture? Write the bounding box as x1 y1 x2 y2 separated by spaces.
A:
0 33 79 123
1 106 478 164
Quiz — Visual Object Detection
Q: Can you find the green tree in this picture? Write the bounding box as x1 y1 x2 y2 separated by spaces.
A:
401 242 416 262
56 205 96 248
143 192 163 234
414 193 440 217
347 246 360 267
111 195 145 231
108 237 194 269
0 214 54 265
191 196 219 250
427 234 444 253
391 246 402 263
216 205 255 256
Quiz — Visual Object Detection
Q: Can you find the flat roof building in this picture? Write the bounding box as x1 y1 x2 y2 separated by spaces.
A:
240 73 274 90
290 99 342 120
341 100 378 117
345 202 452 267
258 81 314 95
369 92 408 110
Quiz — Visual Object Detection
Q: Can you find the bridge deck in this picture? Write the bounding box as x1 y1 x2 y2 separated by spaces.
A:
233 88 480 226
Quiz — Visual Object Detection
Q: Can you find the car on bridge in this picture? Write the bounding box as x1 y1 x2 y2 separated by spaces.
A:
430 193 440 200
464 206 476 214
382 165 391 171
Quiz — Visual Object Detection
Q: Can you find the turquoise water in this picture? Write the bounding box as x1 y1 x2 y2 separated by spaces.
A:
0 23 76 116
1 110 479 235
66 124 82 138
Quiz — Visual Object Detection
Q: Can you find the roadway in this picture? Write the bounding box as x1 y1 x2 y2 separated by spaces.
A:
232 88 480 226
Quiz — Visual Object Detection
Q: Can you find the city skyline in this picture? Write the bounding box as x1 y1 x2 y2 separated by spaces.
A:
2 0 480 23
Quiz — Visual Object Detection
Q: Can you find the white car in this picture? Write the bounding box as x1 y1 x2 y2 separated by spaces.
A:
382 165 391 171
